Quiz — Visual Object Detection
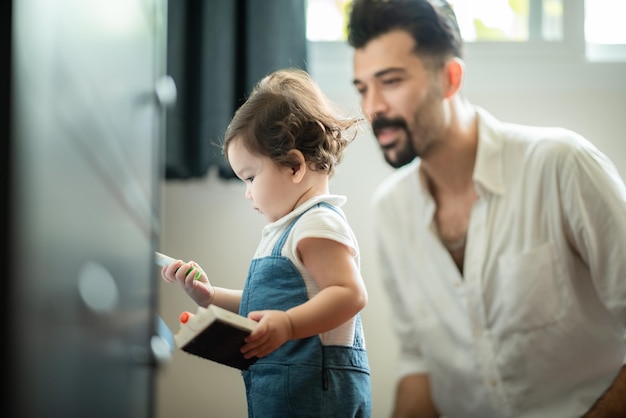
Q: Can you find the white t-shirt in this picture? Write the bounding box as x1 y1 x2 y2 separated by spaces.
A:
253 194 363 347
372 107 626 417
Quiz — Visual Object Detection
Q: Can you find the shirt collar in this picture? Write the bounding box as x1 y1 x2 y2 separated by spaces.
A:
415 107 506 198
473 107 505 197
266 194 347 230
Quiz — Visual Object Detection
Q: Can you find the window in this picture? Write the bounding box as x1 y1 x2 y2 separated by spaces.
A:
585 0 626 61
585 0 626 44
306 0 349 41
447 0 563 42
306 0 626 61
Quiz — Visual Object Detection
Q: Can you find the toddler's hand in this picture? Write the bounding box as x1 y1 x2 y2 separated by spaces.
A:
240 310 293 358
161 260 215 307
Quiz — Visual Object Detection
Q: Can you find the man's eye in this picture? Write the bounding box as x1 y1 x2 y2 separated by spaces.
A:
245 177 254 183
382 78 400 86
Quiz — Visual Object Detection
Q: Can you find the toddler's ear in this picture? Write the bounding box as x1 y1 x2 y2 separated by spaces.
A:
287 149 307 183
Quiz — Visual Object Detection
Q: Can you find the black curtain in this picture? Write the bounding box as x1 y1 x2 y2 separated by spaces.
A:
165 0 308 180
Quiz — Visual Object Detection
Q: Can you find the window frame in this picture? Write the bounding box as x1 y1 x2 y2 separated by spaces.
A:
307 0 626 63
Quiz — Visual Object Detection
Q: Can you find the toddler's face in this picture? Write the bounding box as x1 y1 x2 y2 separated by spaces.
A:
227 138 297 223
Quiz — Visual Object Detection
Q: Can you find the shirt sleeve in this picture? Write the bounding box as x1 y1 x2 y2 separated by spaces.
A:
372 186 430 378
289 205 358 258
560 138 626 356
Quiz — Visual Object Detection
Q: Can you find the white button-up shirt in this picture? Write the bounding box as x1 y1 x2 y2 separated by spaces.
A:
372 107 626 418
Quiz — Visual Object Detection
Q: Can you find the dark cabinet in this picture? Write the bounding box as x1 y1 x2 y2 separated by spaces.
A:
4 0 170 417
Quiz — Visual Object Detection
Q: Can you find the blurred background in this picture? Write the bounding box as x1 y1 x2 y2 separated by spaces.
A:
157 1 626 417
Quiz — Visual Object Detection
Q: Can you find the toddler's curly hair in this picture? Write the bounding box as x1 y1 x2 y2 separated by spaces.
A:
223 68 362 177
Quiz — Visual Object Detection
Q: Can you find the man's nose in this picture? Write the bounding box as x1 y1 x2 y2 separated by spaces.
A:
362 87 388 121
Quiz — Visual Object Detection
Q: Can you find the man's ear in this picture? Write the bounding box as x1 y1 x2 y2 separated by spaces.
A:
287 149 307 183
443 57 464 98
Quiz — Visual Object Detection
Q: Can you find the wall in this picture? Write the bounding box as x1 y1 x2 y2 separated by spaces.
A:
156 42 626 418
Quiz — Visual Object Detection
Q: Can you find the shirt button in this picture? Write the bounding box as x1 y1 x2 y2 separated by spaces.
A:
473 327 482 337
490 378 498 387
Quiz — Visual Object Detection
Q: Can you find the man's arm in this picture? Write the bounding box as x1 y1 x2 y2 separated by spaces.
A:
391 374 439 418
582 365 626 417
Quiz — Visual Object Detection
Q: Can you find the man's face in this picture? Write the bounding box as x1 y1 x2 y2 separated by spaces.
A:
353 30 446 168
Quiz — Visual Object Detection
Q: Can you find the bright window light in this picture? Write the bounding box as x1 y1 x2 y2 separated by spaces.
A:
306 0 349 41
448 0 528 41
306 0 626 61
585 0 626 44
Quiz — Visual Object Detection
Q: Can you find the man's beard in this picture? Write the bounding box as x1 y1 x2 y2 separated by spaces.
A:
372 116 418 168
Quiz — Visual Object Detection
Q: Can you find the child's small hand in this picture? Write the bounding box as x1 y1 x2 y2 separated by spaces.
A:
241 310 293 358
160 259 184 283
161 260 215 306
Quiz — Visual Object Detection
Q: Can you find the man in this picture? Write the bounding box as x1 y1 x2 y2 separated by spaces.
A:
347 0 626 417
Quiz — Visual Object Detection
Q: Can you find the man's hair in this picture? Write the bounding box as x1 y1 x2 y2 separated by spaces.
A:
347 0 463 65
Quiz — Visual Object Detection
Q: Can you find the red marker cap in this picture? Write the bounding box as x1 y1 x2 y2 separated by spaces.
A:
179 311 191 324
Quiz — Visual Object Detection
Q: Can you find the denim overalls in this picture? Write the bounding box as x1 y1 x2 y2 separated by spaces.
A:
239 202 371 418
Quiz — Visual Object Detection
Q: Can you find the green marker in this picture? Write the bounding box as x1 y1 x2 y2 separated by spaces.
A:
155 251 202 280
